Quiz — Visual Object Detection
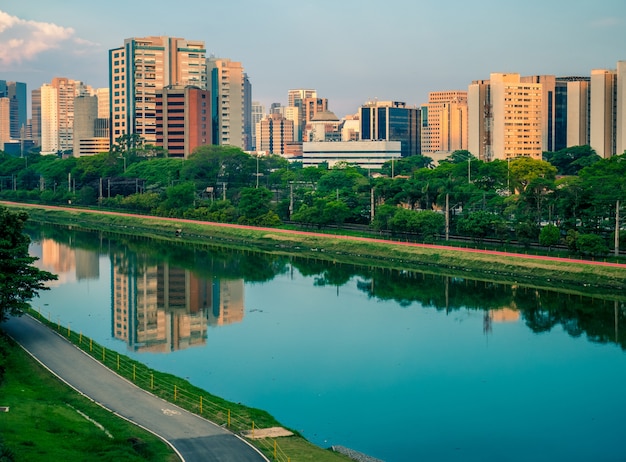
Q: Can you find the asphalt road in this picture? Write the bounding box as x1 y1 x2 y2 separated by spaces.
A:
3 315 268 462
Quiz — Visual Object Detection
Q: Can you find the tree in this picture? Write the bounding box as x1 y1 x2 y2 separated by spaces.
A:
456 211 503 243
576 233 609 257
539 224 561 250
0 206 56 322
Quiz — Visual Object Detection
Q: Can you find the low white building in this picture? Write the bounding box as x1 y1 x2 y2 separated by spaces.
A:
302 140 401 169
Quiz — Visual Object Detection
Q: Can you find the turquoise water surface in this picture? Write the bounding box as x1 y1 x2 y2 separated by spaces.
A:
28 225 626 462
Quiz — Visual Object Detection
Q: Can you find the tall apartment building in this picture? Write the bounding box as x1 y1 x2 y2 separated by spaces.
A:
251 101 265 151
33 78 94 154
590 69 616 158
288 89 317 142
554 77 591 149
55 78 94 152
39 84 59 154
359 100 420 157
109 36 207 147
155 85 210 158
207 57 246 150
420 91 468 160
617 61 626 155
0 98 10 150
468 73 543 161
243 73 253 151
256 113 295 155
0 80 27 140
520 75 556 152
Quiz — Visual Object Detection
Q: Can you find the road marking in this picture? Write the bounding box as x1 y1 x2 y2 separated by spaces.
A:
162 408 181 416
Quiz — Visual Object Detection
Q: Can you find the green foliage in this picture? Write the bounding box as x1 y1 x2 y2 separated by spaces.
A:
388 209 445 241
508 157 557 193
575 233 609 257
237 187 273 220
456 211 504 243
184 200 237 223
380 155 433 177
515 221 539 248
539 224 561 249
0 207 57 321
543 145 600 175
158 182 196 216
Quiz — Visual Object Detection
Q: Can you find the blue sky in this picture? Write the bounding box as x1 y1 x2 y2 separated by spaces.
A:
1 1 625 118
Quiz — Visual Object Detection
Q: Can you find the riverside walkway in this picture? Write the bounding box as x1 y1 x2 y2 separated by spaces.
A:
3 315 268 462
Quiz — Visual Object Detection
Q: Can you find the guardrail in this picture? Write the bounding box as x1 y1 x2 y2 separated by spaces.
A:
28 306 293 462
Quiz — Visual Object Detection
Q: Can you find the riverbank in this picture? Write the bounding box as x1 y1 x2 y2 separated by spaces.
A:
4 201 626 298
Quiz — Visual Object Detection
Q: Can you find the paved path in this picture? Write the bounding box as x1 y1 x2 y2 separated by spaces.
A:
3 315 268 462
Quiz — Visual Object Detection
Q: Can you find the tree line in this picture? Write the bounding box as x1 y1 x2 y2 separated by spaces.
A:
0 138 624 256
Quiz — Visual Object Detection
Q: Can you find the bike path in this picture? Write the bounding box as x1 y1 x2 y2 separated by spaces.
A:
3 315 267 462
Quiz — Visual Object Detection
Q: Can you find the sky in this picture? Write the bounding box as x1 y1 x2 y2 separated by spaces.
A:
1 0 625 118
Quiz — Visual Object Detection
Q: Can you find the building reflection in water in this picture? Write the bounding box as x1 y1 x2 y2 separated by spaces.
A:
111 253 244 353
35 239 100 285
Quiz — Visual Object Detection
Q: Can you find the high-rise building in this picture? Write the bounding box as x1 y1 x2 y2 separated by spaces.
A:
420 91 468 160
109 36 207 146
251 101 265 151
31 88 41 147
553 77 591 149
303 97 329 128
256 113 295 155
0 80 27 140
95 88 110 120
73 95 97 156
521 75 556 152
359 100 420 157
616 61 626 156
305 110 341 142
243 73 253 151
34 78 93 154
40 84 59 154
288 89 317 142
468 73 543 161
0 98 10 150
207 57 246 149
50 77 93 153
590 69 617 158
73 95 110 157
155 85 210 158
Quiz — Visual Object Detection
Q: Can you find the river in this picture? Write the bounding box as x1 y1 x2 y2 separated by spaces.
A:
27 223 626 462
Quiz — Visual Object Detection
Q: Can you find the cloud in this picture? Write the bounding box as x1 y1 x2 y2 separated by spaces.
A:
0 9 75 66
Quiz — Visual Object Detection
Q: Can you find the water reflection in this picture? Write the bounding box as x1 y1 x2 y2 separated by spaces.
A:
28 223 626 353
25 223 626 462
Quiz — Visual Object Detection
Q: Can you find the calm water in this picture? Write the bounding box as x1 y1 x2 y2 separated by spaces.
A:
26 224 626 462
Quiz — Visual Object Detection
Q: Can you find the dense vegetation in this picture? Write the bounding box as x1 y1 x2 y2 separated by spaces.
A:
0 206 56 322
1 139 624 256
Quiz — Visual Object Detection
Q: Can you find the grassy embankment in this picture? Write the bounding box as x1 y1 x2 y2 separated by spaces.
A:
0 333 177 462
16 204 626 299
5 311 353 462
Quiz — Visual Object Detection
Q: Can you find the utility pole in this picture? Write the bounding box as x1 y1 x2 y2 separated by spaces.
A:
445 193 450 241
615 200 620 257
370 187 375 222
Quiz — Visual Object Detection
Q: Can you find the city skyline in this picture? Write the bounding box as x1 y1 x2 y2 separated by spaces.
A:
1 2 625 118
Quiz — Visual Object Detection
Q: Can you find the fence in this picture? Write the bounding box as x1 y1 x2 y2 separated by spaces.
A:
28 306 293 462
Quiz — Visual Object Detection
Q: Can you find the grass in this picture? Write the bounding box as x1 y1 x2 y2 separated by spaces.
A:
16 204 626 299
0 333 178 462
20 310 354 462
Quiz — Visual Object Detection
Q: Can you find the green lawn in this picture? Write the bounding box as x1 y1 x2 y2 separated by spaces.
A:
0 333 178 462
